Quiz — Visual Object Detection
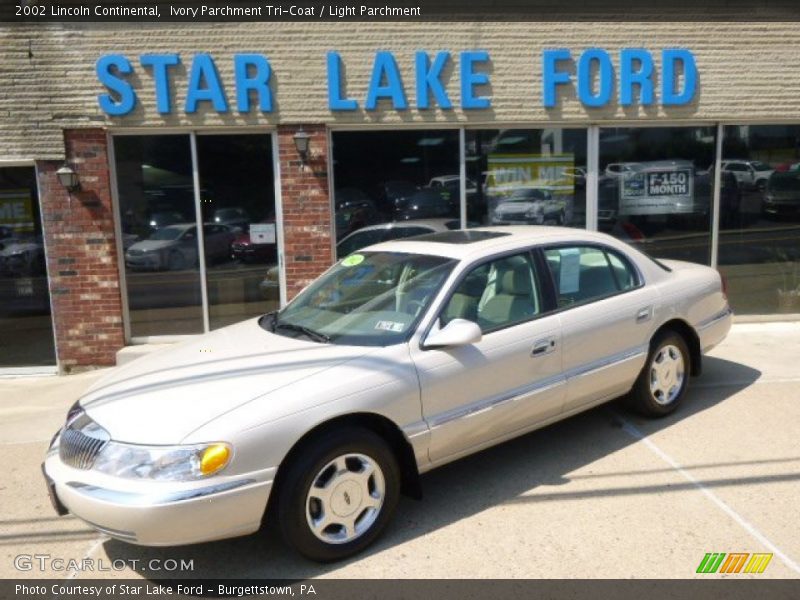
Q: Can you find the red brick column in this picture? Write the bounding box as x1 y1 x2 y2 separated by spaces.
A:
38 129 125 371
277 125 334 300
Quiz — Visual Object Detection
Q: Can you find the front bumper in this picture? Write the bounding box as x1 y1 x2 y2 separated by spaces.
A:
42 453 275 547
125 253 162 269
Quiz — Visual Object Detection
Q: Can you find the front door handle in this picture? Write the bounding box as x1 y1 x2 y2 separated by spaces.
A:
636 307 652 323
532 338 556 357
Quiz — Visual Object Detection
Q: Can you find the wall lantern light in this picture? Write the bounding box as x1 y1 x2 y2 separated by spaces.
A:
292 128 311 163
56 164 81 193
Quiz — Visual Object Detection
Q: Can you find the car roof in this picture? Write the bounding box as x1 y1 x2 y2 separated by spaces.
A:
366 226 625 260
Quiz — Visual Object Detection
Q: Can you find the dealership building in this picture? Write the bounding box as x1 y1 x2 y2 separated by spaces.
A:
1 18 800 374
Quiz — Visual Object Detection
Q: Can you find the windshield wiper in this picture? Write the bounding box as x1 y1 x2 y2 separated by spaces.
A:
274 320 330 343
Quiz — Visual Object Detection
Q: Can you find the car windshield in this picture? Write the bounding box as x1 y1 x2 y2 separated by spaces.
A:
269 251 456 346
752 161 772 171
150 227 185 241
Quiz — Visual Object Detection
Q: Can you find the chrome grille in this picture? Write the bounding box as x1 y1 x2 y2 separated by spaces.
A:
59 426 109 470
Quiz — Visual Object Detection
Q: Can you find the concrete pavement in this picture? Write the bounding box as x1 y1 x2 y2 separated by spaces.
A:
1 323 799 579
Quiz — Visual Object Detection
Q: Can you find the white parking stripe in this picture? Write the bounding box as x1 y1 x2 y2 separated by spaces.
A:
617 415 800 575
65 536 107 580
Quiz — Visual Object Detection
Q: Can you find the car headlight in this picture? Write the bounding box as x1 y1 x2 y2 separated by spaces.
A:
93 441 232 481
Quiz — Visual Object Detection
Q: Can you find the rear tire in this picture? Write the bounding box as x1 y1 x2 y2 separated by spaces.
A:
626 331 690 418
274 427 400 562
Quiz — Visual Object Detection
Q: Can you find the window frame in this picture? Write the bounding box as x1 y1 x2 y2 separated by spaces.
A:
537 242 645 313
421 246 552 348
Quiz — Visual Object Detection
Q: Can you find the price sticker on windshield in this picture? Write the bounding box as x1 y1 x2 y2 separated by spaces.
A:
342 254 365 267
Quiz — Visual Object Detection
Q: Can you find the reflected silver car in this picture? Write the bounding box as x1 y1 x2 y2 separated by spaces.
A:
43 227 731 561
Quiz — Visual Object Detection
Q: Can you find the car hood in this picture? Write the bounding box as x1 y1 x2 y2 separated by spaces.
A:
127 240 176 253
78 318 376 444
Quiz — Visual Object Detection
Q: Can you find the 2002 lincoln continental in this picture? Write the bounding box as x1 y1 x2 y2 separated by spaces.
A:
43 227 732 562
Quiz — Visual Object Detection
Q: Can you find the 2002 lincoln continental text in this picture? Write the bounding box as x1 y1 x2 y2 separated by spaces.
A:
43 227 731 561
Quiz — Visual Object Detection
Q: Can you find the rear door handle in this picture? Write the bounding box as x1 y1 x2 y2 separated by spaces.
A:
636 307 652 323
532 338 556 357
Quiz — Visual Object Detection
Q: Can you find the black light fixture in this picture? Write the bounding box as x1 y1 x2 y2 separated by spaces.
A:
292 128 311 163
56 164 81 193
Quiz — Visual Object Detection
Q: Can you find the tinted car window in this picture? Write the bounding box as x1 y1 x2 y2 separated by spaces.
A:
544 246 634 307
441 252 541 332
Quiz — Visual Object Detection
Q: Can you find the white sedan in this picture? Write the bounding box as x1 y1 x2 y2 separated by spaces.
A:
43 227 731 562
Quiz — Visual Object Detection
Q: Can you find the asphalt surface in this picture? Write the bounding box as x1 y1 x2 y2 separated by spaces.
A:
1 322 799 580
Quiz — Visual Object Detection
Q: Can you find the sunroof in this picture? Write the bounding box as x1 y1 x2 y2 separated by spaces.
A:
401 230 511 244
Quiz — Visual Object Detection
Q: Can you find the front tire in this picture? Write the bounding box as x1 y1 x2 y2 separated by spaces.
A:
274 427 401 562
627 331 690 417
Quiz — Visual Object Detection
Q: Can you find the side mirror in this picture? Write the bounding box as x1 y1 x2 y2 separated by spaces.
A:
423 318 482 349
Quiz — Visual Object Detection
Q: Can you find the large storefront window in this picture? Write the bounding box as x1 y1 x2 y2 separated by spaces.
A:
331 130 460 257
0 166 56 368
114 133 278 338
466 128 587 228
599 127 716 265
196 134 277 330
719 125 800 314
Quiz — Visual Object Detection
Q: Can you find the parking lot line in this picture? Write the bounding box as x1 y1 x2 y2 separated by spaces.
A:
617 414 800 575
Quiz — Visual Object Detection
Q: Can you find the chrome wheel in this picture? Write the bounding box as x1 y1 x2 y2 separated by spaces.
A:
649 344 685 405
305 453 385 545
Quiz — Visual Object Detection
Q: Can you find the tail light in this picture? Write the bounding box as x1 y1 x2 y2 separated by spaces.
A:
621 221 645 242
718 270 729 300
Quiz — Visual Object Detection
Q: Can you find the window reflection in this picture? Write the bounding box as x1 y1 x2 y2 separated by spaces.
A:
331 130 460 257
0 167 56 367
598 127 716 265
115 135 204 336
719 125 800 314
196 134 278 330
466 128 587 228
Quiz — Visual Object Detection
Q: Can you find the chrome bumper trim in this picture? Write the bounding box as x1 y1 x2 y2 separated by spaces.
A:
82 520 138 541
65 478 257 506
697 307 733 331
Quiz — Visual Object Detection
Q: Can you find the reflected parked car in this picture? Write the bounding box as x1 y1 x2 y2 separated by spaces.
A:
721 160 774 191
395 188 457 220
147 211 186 231
491 187 565 225
44 227 731 562
231 223 277 264
336 218 461 258
212 207 249 231
764 171 800 217
0 237 45 275
125 223 235 271
334 188 381 240
378 180 418 216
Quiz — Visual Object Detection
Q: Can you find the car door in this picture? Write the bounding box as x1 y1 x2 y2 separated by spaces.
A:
542 244 658 412
411 250 565 465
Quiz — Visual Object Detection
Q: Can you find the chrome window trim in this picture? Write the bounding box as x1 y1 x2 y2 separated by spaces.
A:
696 307 733 331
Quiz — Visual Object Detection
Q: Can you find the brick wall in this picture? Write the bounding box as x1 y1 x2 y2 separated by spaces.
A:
38 129 125 371
277 125 334 300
